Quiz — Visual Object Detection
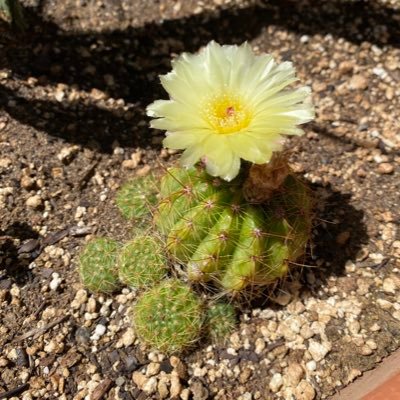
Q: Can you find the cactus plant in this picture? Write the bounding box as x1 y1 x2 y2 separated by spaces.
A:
115 174 158 221
206 301 237 344
154 163 313 295
78 237 120 293
131 279 203 353
118 235 167 289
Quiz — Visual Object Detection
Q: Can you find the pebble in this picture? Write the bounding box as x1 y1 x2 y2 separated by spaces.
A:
143 377 157 394
49 273 62 290
71 289 87 309
26 195 42 209
170 375 182 397
57 145 79 164
285 362 304 386
294 380 316 400
0 157 12 168
20 175 36 190
190 380 209 400
383 278 397 293
269 373 283 393
306 360 317 371
157 378 169 399
132 371 147 389
349 74 368 90
146 362 160 377
377 163 394 174
91 324 106 341
308 340 331 362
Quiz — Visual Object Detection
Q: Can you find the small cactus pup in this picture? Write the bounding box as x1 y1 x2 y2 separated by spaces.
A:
131 279 203 353
118 235 167 289
78 237 121 293
147 42 315 297
206 301 237 344
115 173 158 221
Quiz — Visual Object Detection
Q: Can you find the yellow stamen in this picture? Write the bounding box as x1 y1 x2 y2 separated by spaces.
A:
203 93 252 134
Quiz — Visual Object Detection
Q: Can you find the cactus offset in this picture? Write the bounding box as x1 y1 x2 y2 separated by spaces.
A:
131 279 203 353
118 235 167 289
116 174 158 221
78 237 120 293
206 302 237 344
154 163 313 295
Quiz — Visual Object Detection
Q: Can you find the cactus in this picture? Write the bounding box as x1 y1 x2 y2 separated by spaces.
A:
206 302 237 344
78 237 120 293
115 174 158 221
154 164 313 295
131 279 203 353
118 235 167 289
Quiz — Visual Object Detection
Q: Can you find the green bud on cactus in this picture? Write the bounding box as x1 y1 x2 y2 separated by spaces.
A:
154 164 313 295
118 235 167 289
131 279 203 353
115 174 158 220
206 302 237 344
78 237 120 293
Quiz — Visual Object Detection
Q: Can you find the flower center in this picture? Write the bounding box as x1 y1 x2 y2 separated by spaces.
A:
203 93 252 134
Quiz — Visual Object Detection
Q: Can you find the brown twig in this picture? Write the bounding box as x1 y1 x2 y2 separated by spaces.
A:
0 383 29 399
13 315 69 342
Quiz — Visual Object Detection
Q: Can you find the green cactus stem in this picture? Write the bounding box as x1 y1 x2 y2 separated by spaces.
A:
206 301 237 344
131 279 203 353
78 237 120 293
118 235 167 289
154 162 313 295
115 174 158 221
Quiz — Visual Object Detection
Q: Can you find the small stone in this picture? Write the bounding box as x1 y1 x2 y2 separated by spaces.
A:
383 278 397 293
71 289 87 309
143 377 157 394
191 380 209 400
377 163 394 175
285 362 304 386
120 328 135 347
132 371 147 390
348 320 361 335
158 378 169 399
349 75 368 90
360 344 373 356
376 298 392 310
170 375 182 398
57 145 79 164
49 273 62 290
0 157 12 168
136 165 151 177
308 340 331 362
180 388 190 400
306 361 317 371
255 338 266 354
294 380 315 400
346 369 362 383
20 175 35 190
26 195 42 209
146 362 160 377
170 356 187 379
269 373 283 393
122 159 138 169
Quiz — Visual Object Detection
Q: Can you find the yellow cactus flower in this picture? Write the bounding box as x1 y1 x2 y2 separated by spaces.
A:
147 41 314 181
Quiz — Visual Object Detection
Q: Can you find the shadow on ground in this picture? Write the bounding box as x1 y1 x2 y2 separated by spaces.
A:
0 0 398 151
